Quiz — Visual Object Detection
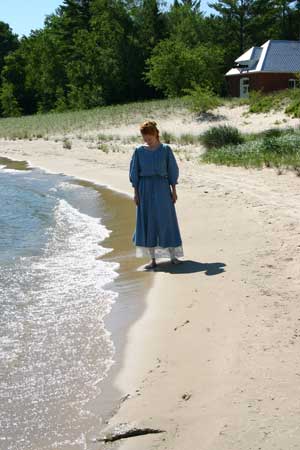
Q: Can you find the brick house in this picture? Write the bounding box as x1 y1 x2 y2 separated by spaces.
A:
225 40 300 98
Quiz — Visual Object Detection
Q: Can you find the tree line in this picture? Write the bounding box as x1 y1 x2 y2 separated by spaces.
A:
1 0 300 117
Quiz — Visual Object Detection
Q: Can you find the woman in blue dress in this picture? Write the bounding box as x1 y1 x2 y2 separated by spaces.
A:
129 120 183 269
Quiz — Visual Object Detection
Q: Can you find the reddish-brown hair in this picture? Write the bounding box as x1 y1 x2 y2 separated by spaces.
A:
140 120 159 138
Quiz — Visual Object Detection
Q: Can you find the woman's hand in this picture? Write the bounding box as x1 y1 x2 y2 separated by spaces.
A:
134 192 139 206
171 185 177 203
171 190 177 203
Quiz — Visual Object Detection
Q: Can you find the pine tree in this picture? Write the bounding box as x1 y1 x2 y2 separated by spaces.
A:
209 0 253 53
271 0 295 39
167 1 205 47
127 0 167 99
289 0 300 39
58 0 92 37
178 0 201 11
0 22 18 74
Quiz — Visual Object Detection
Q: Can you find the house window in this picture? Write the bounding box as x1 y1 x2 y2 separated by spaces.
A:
288 79 297 89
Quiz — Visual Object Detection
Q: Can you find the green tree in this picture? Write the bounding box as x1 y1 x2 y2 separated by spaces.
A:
145 38 224 96
270 0 296 39
57 0 92 38
166 2 205 46
0 81 22 117
0 22 19 115
209 0 253 53
23 28 68 112
289 0 300 39
88 0 133 103
66 29 105 108
0 22 18 74
131 0 166 51
127 0 167 99
176 0 201 11
1 48 33 115
246 0 278 44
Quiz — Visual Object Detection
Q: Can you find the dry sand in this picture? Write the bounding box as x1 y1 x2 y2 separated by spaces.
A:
1 105 300 449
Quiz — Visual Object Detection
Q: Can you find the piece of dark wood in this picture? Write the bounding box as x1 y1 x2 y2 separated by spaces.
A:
97 427 165 443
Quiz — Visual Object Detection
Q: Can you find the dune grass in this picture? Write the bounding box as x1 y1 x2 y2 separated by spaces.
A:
235 88 300 117
0 97 188 140
1 89 300 142
246 89 291 113
160 131 203 145
217 88 300 117
2 92 300 172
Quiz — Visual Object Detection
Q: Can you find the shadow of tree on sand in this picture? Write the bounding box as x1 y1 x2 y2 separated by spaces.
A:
152 260 226 276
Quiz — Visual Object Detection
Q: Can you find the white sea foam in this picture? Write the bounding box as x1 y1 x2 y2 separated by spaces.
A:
2 168 26 173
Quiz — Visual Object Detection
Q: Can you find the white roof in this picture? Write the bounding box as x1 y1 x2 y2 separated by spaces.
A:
226 40 300 76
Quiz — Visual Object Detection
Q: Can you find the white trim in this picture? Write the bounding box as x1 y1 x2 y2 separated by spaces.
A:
240 77 250 98
226 70 300 77
136 245 184 259
256 40 271 72
225 68 242 76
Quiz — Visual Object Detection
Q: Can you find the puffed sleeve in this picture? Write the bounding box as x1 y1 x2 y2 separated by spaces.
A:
129 148 140 188
167 146 179 185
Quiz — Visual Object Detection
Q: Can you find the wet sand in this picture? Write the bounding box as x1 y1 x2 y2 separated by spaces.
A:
74 182 154 438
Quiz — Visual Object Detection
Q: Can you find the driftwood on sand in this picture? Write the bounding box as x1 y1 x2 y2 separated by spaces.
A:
97 425 166 443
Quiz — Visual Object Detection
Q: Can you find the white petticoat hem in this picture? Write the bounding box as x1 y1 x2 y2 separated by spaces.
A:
135 245 184 259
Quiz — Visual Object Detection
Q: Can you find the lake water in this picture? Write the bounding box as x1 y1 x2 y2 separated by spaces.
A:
0 159 121 450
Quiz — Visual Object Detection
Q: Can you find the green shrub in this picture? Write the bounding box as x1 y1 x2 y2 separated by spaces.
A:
98 143 109 153
201 125 244 150
161 131 175 144
285 89 300 117
261 136 282 154
244 88 300 117
201 129 300 169
248 127 295 142
294 166 300 176
184 84 221 114
262 128 284 138
248 89 292 113
248 90 274 113
177 133 200 145
62 138 72 149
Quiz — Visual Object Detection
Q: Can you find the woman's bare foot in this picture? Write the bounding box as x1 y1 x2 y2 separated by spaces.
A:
144 259 157 270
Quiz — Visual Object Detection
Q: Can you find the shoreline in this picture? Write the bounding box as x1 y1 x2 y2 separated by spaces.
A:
79 182 154 439
0 155 153 448
1 136 300 449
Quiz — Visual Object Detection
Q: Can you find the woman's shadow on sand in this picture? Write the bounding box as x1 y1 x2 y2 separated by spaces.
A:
152 260 226 276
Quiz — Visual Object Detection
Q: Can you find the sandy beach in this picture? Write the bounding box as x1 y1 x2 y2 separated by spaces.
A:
1 104 300 449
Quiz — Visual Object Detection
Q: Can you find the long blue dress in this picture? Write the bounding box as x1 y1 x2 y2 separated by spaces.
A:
129 143 183 258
